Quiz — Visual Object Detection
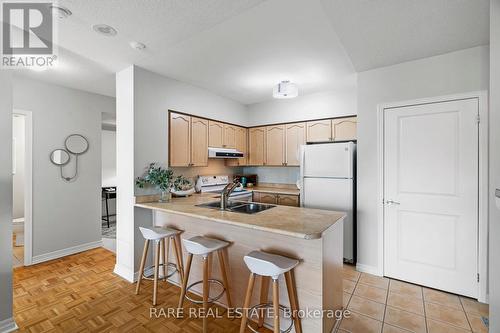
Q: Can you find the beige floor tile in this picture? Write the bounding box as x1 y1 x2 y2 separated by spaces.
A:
348 295 385 321
384 306 426 333
344 279 356 294
383 324 412 333
465 312 488 333
387 292 424 315
427 319 472 333
354 283 388 304
344 292 352 308
425 302 471 330
359 273 390 289
423 288 462 310
460 297 489 317
339 311 383 333
389 280 423 299
344 268 361 282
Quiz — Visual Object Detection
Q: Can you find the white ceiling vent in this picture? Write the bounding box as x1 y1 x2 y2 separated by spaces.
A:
273 80 298 99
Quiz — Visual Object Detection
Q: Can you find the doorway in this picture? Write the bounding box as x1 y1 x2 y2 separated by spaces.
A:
12 110 33 266
378 92 488 301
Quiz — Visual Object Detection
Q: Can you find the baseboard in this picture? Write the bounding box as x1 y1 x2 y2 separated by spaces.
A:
113 263 135 283
0 318 18 333
356 263 383 276
31 240 103 265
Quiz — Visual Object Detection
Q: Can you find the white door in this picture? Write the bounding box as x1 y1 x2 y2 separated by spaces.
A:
302 142 354 178
384 98 479 297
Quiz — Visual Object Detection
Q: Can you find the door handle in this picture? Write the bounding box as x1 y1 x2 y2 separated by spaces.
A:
386 200 401 206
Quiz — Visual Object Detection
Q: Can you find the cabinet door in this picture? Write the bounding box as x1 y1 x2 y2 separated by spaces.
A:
248 127 266 165
277 194 300 207
226 127 247 166
209 121 224 147
285 122 306 166
223 124 236 148
191 117 209 166
169 112 191 167
332 117 357 141
252 192 260 202
258 193 278 204
266 125 285 166
306 120 332 143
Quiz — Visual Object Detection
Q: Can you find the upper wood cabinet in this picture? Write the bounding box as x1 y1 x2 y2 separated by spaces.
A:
248 127 266 166
285 122 306 166
226 126 248 166
208 121 224 148
223 124 236 148
306 120 332 142
190 117 209 167
169 112 191 167
266 125 285 166
332 117 357 141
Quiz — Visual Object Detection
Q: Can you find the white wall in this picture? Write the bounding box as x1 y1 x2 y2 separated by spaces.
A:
12 115 25 220
0 72 14 328
13 76 115 259
356 46 489 273
102 130 116 187
489 0 500 328
242 166 300 185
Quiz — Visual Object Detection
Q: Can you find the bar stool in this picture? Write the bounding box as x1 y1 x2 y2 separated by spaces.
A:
178 236 232 333
135 226 184 306
239 251 302 333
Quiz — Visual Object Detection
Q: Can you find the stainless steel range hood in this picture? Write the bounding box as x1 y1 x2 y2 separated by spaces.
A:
208 147 244 159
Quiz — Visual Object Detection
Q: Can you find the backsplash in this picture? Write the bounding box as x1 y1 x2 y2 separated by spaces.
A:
242 166 300 185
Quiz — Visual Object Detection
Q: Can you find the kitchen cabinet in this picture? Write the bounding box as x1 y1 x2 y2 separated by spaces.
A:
226 126 248 166
190 117 209 166
256 192 278 204
332 117 357 141
277 194 300 207
266 125 285 166
285 122 306 166
306 120 332 143
169 112 191 167
209 121 224 147
223 124 236 148
253 191 300 207
248 127 266 165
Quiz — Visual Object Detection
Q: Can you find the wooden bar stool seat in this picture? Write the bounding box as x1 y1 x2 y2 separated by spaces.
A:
240 251 302 333
135 226 184 306
178 236 233 333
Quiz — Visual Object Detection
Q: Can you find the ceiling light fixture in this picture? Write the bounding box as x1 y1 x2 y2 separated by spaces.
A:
92 24 118 37
273 80 298 99
129 41 146 50
50 5 72 19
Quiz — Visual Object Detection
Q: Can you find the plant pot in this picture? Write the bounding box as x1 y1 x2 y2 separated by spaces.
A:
159 191 172 203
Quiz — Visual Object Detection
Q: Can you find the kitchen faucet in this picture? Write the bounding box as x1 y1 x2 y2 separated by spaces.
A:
220 178 241 210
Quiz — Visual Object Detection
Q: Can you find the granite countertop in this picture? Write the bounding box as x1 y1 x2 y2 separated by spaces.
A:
135 193 344 240
249 186 300 196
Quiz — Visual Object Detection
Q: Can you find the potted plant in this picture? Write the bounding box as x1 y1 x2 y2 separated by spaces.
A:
136 163 174 202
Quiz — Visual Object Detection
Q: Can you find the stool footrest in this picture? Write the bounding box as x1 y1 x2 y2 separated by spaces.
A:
141 262 179 281
246 303 293 333
184 279 226 304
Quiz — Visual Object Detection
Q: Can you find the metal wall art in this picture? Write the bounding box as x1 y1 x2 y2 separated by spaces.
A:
50 134 89 181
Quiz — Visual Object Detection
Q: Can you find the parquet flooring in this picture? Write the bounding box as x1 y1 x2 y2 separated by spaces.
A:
13 247 271 333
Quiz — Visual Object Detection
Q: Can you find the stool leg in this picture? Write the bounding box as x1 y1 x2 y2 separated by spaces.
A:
217 250 233 309
153 240 161 306
239 273 256 333
258 276 270 328
177 253 193 310
164 237 170 278
135 239 149 295
272 278 280 333
203 255 209 333
173 235 184 283
285 271 302 333
160 239 166 279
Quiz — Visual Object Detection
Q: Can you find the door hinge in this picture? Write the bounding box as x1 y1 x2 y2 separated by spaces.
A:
476 115 480 123
477 273 480 283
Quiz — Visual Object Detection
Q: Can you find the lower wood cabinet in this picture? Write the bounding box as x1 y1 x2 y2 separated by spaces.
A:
253 192 300 207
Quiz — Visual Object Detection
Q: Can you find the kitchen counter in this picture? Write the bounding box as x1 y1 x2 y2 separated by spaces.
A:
135 193 342 239
249 186 300 196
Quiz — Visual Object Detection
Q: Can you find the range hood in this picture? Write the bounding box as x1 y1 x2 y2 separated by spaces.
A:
208 147 244 159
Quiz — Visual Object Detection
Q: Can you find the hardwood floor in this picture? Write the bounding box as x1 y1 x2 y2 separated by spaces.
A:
13 247 267 333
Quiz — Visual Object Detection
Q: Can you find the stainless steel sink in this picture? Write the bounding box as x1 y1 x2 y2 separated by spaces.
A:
196 201 276 214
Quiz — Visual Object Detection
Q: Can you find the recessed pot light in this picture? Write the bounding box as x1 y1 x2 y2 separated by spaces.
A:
49 5 72 19
92 24 118 37
129 41 146 50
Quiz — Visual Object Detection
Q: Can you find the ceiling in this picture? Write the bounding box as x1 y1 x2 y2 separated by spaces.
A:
11 0 490 104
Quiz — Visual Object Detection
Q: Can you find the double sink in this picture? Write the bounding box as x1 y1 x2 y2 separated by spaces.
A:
196 201 275 214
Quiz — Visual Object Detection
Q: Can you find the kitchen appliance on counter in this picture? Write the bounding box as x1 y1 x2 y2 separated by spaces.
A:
198 175 253 202
300 142 356 263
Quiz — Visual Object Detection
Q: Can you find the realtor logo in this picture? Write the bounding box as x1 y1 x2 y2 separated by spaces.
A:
1 2 57 69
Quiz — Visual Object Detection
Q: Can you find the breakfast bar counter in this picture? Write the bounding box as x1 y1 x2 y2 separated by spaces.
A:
136 194 345 332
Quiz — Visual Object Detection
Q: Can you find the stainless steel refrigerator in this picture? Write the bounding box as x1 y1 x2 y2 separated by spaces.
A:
300 142 356 263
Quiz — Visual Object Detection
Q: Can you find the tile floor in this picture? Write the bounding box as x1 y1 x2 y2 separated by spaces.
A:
12 234 23 268
337 265 489 333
